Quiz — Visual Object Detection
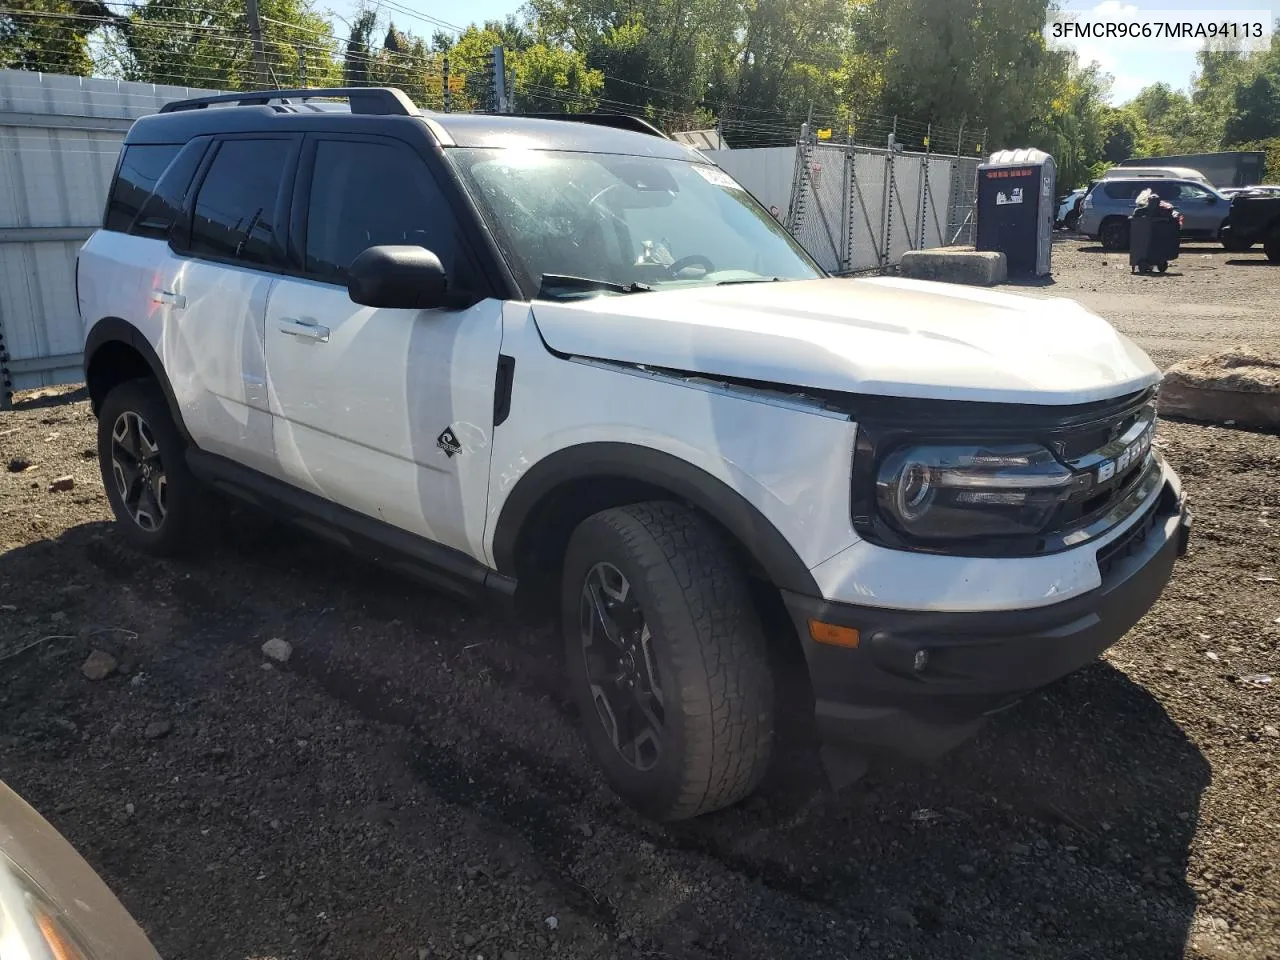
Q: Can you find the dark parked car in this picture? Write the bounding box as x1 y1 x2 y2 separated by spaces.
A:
1219 193 1280 258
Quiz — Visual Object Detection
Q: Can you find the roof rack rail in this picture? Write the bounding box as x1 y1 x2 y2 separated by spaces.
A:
514 112 670 139
159 87 418 116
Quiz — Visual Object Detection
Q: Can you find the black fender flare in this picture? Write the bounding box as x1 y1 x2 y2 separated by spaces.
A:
490 441 820 596
83 317 193 444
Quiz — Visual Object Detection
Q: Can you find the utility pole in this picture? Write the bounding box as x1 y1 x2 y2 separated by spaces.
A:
491 45 507 113
442 54 451 113
245 0 269 89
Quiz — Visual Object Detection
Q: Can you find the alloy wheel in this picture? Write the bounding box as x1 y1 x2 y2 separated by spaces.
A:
110 410 167 532
579 562 665 771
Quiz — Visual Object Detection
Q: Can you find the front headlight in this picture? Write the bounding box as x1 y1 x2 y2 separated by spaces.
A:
0 853 93 960
876 443 1085 540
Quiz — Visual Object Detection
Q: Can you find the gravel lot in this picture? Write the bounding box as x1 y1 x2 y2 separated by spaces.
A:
1009 237 1280 369
2 242 1278 960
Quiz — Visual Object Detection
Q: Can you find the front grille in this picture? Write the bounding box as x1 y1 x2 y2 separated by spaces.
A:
1095 480 1177 577
1053 402 1157 534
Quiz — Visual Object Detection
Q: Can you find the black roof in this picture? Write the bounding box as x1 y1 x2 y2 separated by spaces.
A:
126 87 702 161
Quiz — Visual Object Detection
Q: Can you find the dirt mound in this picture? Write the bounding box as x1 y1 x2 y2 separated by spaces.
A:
1159 346 1280 431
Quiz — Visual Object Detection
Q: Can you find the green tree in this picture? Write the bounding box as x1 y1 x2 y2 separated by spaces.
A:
1 0 118 75
1026 52 1110 189
1224 72 1280 143
868 0 1052 148
107 0 340 90
1099 106 1140 162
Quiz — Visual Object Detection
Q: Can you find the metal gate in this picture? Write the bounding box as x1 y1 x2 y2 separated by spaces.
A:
785 130 980 274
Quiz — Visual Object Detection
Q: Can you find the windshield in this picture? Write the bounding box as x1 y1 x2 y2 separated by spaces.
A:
446 147 823 298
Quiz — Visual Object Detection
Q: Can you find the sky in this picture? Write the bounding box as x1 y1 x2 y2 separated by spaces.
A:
1047 0 1274 101
318 0 1277 106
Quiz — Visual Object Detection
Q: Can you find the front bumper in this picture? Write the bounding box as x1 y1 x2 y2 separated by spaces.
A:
782 479 1191 758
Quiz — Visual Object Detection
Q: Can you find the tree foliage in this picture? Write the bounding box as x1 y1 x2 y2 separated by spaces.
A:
6 0 1280 181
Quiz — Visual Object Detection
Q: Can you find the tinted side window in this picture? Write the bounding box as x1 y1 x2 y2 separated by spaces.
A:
189 139 291 266
304 139 465 283
1104 181 1145 200
131 138 209 240
104 144 181 233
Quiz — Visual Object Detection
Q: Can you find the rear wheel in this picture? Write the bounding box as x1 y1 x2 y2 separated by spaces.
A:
1100 219 1129 251
561 501 774 821
97 379 209 556
1221 232 1253 253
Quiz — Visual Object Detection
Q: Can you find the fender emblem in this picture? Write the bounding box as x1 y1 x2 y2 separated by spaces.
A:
436 428 462 458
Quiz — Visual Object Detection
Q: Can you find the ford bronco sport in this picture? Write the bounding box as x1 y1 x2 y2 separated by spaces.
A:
77 87 1192 821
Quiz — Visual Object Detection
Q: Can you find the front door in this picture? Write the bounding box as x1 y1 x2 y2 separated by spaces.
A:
1159 181 1225 236
264 135 502 560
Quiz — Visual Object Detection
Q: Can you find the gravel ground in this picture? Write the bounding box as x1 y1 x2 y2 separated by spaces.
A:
1007 237 1280 369
2 254 1278 959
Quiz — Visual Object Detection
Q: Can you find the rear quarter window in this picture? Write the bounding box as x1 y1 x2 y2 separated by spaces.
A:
104 144 182 233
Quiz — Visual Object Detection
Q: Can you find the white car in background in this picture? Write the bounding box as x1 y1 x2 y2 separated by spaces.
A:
1056 188 1086 230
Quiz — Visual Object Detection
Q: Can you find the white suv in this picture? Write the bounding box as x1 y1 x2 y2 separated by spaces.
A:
77 87 1192 821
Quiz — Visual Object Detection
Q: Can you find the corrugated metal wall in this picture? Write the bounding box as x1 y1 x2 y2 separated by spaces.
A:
0 70 219 399
703 146 796 217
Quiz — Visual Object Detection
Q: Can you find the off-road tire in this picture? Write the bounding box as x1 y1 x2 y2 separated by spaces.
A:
1100 219 1129 251
1265 231 1280 263
97 378 209 556
561 501 774 821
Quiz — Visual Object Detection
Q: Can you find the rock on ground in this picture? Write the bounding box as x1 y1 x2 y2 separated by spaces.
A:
81 649 117 681
261 637 293 663
1157 346 1280 430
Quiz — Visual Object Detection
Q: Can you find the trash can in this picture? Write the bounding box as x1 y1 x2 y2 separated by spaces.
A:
1129 193 1181 274
975 148 1057 276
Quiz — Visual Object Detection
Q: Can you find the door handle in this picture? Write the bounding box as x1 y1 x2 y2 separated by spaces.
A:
277 318 330 343
151 289 186 309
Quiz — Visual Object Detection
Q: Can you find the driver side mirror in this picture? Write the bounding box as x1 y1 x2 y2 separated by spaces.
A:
1206 195 1219 204
348 245 450 309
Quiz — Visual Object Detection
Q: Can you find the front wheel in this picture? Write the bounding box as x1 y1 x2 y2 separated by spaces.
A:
1064 210 1079 232
561 502 774 821
97 379 209 556
1265 232 1280 263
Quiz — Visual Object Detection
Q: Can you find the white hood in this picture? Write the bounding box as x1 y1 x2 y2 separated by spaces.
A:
531 276 1161 405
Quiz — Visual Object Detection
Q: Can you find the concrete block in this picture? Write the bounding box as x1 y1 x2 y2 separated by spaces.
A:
1159 346 1280 432
898 247 1008 286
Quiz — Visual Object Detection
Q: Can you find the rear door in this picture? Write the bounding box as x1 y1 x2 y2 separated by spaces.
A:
162 135 299 476
263 133 503 560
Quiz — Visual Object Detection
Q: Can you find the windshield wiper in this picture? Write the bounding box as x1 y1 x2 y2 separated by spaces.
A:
715 276 785 285
538 274 652 299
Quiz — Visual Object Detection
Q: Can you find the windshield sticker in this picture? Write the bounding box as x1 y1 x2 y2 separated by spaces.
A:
694 165 744 190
